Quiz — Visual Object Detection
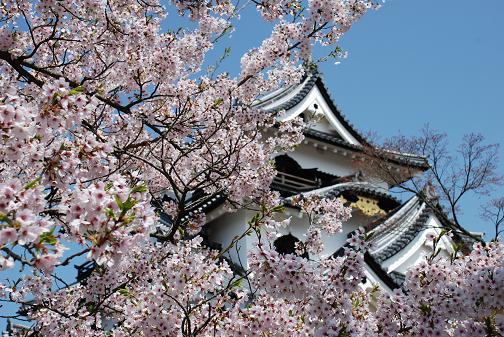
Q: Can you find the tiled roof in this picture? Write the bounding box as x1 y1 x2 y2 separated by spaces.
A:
261 65 320 114
320 182 401 206
260 64 370 146
388 271 406 286
304 128 362 150
368 196 432 263
304 128 429 169
363 252 402 290
156 193 226 232
255 64 429 170
313 70 370 145
333 245 402 290
373 211 430 264
290 181 401 205
283 182 402 217
179 193 226 223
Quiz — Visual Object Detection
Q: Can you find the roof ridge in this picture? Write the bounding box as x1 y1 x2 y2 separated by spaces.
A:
263 71 319 113
314 72 369 145
370 200 433 263
284 181 400 206
256 65 369 145
368 196 422 240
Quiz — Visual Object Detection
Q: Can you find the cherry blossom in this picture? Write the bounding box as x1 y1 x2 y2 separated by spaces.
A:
0 0 503 336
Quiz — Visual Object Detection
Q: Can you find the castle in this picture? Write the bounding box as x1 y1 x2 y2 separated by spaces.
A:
2 67 463 336
159 66 460 294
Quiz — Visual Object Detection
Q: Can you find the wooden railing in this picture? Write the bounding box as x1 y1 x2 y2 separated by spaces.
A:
272 171 320 193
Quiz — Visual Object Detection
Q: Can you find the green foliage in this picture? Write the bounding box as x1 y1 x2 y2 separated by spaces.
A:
39 230 57 245
419 303 432 316
130 183 148 194
68 85 84 95
24 177 42 190
271 205 285 214
231 278 243 289
105 207 115 219
0 212 12 224
212 97 224 108
118 286 130 297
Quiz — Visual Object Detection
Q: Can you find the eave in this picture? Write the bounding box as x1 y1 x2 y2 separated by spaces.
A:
303 128 430 171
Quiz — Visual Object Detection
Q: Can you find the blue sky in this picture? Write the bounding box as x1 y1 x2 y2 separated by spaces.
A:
219 0 504 236
1 0 503 331
209 0 504 236
315 0 504 236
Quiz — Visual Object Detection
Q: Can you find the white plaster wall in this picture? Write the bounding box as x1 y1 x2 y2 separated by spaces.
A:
263 208 367 258
263 127 354 178
207 205 373 269
278 143 392 190
310 118 334 134
391 245 430 274
207 210 249 268
287 144 356 177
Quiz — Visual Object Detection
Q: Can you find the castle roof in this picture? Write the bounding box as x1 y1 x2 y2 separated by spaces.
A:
368 195 433 264
256 65 429 170
255 64 370 145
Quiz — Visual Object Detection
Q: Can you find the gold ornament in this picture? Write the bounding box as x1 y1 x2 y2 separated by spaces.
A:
340 195 386 217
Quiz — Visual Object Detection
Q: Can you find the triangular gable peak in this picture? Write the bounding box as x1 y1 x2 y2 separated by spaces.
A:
254 66 429 183
255 65 367 147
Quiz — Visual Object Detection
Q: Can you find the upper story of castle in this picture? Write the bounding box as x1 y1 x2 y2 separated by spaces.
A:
254 64 428 197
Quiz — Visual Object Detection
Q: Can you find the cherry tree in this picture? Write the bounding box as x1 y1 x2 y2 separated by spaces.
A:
0 0 503 336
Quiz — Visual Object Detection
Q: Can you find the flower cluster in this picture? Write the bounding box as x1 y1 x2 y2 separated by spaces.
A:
1 0 503 336
0 179 64 272
18 238 235 337
63 177 156 266
292 194 352 254
373 240 504 336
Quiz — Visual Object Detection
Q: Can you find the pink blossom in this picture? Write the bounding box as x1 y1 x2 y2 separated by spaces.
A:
0 228 17 245
0 1 501 336
0 255 14 270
